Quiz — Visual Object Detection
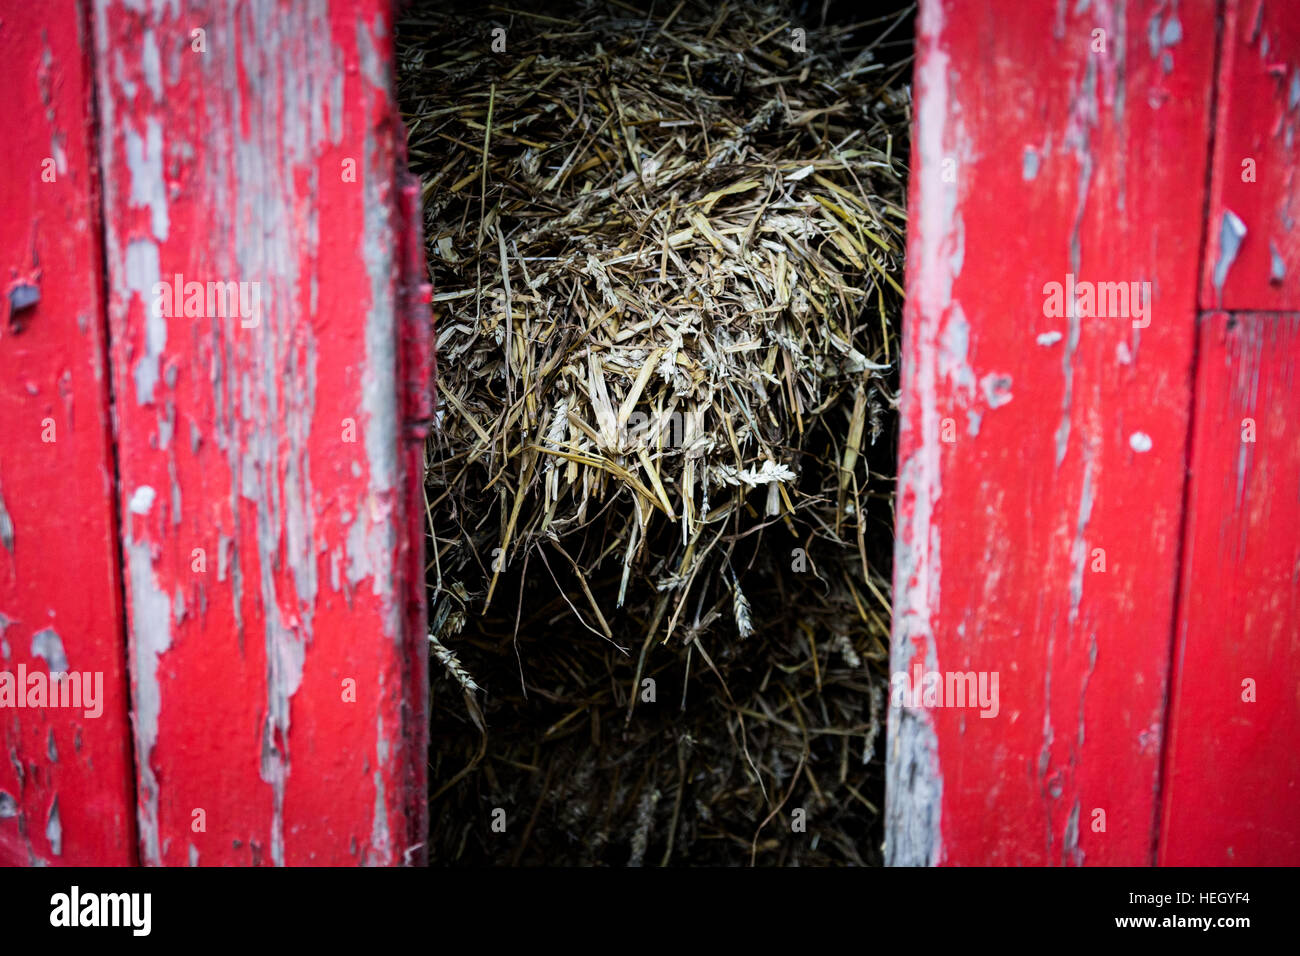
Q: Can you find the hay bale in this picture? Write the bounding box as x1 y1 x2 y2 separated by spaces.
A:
398 0 910 865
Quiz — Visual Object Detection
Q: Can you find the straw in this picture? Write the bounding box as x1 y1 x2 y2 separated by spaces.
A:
400 0 910 866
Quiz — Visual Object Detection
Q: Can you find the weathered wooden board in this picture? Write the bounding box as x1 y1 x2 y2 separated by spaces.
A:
1159 312 1300 865
1201 0 1300 311
0 2 138 866
92 0 428 865
888 0 1216 865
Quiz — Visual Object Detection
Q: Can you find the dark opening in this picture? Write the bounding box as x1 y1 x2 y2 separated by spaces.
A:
398 0 914 865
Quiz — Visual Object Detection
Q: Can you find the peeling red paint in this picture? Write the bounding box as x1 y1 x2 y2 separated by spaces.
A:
5 0 1293 869
92 0 425 866
889 0 1217 866
0 2 137 866
1160 315 1300 864
1202 0 1300 310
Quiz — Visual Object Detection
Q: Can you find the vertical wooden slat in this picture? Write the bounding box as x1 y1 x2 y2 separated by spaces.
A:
0 3 137 864
92 0 426 865
1159 0 1300 867
1200 0 1300 312
888 0 1216 865
1159 312 1300 865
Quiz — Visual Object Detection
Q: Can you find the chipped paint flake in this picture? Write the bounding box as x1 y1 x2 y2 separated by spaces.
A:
46 796 62 856
1069 455 1095 623
126 540 173 866
1212 210 1248 301
1269 241 1286 283
0 486 14 553
125 117 168 241
980 372 1014 408
31 628 69 674
1022 146 1040 181
124 239 165 405
128 485 156 515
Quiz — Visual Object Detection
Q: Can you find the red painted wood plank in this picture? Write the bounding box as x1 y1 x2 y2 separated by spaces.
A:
1159 312 1300 865
0 3 137 865
1201 0 1300 311
92 0 427 865
888 0 1216 865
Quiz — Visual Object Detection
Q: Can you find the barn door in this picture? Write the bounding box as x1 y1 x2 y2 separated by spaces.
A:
90 0 429 865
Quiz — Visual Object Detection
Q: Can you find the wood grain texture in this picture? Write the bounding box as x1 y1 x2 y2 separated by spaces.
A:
888 0 1216 866
1160 312 1300 865
0 1 137 866
92 0 427 865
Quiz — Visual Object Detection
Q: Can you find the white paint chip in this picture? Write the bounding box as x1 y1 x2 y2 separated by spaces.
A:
1036 331 1063 346
1129 431 1153 453
129 485 157 515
